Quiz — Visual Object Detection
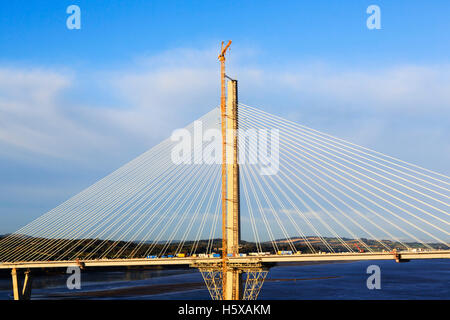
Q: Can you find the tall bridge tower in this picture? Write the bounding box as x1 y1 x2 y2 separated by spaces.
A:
195 41 268 300
225 78 241 300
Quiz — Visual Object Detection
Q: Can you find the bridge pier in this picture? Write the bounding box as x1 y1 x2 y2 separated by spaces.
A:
11 268 20 300
392 250 410 263
193 261 269 300
224 269 242 300
11 268 32 300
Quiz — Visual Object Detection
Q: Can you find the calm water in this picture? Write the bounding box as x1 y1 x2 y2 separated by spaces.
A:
0 259 448 300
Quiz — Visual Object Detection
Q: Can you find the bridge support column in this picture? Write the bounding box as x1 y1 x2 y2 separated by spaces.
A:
22 270 33 300
224 269 242 300
11 268 21 300
11 268 32 300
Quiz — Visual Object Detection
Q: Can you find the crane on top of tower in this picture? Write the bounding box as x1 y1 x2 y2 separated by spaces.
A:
218 40 232 61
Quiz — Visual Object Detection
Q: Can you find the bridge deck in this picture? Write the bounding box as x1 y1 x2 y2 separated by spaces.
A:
1 250 449 269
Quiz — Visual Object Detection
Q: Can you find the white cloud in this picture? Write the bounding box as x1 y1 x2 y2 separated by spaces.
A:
0 68 114 162
273 64 450 113
0 48 448 175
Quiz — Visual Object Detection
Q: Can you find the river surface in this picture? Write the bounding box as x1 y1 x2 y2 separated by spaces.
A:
0 259 448 300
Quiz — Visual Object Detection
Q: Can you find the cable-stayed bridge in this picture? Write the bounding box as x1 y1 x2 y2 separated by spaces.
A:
0 43 449 300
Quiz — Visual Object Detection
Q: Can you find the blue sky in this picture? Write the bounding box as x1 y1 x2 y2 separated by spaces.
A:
0 0 449 233
1 1 449 67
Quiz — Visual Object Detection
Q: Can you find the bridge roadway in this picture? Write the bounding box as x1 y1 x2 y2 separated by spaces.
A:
1 250 449 269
